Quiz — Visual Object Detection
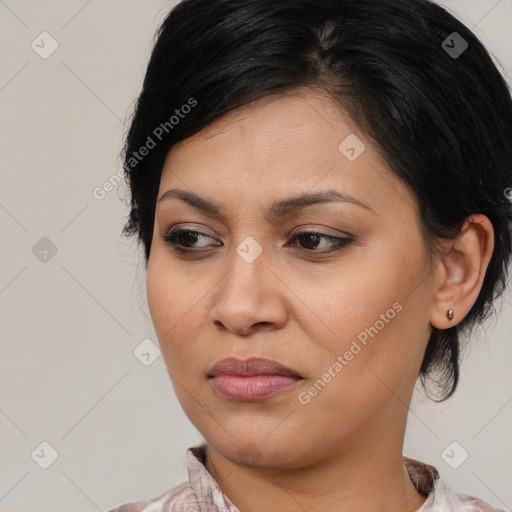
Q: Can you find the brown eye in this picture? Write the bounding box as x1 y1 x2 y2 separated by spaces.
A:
161 228 221 252
173 230 203 247
297 233 323 250
290 231 353 253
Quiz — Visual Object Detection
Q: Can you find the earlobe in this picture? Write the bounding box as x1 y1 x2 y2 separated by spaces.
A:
429 214 494 329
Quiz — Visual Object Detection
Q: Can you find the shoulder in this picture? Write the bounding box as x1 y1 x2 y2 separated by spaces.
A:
425 477 506 512
403 457 505 512
106 480 200 512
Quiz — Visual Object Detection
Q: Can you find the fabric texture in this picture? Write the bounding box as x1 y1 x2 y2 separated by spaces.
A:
108 444 505 512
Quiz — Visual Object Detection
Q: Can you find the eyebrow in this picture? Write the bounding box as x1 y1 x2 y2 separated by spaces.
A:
157 188 373 221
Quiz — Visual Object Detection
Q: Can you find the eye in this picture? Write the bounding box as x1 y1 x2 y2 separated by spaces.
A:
288 231 353 253
161 228 221 253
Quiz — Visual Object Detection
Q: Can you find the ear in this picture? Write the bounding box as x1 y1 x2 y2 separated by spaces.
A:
429 214 494 328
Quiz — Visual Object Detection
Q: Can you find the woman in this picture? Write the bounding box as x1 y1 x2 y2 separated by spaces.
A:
109 0 512 510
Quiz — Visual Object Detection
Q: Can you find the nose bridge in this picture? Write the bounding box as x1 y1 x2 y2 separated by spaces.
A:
210 236 288 333
220 237 268 306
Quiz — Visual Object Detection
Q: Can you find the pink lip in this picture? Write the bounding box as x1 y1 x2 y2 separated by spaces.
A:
208 357 303 402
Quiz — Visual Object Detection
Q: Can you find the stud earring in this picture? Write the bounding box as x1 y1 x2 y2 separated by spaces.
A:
446 309 454 321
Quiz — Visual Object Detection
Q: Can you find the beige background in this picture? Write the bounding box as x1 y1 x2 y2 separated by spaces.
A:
0 1 511 510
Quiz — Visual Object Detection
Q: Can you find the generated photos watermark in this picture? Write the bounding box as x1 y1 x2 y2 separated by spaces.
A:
125 97 198 169
298 301 403 404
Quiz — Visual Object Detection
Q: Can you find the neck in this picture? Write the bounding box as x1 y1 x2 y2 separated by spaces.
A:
204 411 426 512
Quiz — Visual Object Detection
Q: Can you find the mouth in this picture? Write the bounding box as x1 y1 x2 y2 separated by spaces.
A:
208 357 304 402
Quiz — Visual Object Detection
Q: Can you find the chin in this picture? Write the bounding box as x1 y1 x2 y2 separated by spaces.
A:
209 435 312 470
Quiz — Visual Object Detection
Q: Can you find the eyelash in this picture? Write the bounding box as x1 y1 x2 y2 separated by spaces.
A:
161 228 353 256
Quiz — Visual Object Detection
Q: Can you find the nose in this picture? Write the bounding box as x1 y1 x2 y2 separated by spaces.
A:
209 247 289 336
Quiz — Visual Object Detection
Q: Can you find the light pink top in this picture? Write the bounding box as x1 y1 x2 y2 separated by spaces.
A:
107 443 505 512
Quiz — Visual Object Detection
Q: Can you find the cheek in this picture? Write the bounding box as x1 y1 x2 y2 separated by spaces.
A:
147 261 184 354
298 257 424 404
300 265 401 351
146 259 210 372
146 263 173 339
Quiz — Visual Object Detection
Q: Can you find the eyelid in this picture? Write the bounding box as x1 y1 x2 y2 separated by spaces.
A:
290 226 351 238
164 224 219 239
163 224 350 242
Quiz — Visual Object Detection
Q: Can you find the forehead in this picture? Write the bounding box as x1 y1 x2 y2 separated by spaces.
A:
173 89 352 154
158 89 415 221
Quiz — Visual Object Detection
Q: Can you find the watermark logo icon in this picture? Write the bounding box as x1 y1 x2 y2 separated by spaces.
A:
442 32 468 59
32 237 58 263
441 441 469 469
236 442 262 465
236 236 263 264
133 338 161 366
338 134 366 161
31 32 59 59
31 441 59 469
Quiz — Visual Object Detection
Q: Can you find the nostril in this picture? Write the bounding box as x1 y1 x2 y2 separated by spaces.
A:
212 320 225 331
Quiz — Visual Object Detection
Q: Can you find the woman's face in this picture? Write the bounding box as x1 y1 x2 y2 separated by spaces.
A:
146 89 437 468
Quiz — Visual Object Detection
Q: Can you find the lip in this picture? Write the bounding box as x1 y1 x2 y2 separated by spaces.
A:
208 357 304 402
208 357 303 378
